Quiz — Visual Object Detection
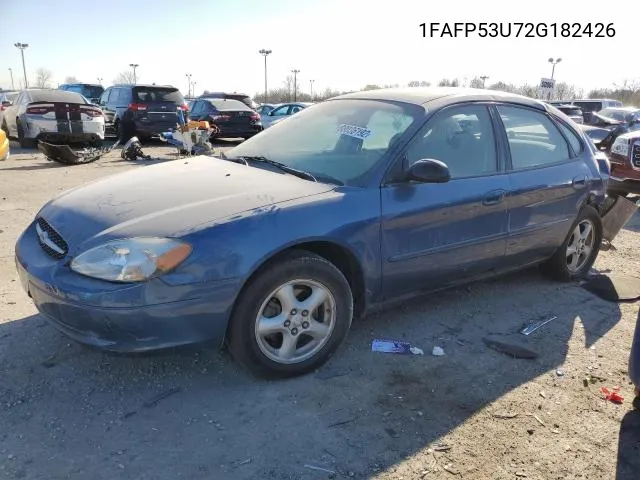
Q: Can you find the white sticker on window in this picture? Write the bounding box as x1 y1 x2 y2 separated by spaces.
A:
337 124 372 140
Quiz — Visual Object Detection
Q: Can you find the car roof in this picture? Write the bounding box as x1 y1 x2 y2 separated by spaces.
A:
332 87 547 110
61 83 102 87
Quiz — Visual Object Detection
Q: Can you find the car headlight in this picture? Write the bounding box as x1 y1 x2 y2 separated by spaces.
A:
70 237 192 282
611 137 629 158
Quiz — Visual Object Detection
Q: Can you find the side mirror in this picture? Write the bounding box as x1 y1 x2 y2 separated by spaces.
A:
406 159 451 183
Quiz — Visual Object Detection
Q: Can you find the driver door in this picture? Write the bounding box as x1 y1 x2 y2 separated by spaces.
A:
380 103 511 298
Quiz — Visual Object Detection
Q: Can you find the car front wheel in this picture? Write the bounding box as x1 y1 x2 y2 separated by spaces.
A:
541 205 602 280
227 250 354 378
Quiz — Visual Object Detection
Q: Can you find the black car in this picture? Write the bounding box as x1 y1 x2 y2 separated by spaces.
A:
188 97 263 140
97 84 189 141
59 83 105 104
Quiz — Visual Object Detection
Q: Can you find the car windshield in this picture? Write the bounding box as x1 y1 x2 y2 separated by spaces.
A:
207 98 252 111
81 86 104 99
133 87 183 103
226 98 423 186
598 108 637 122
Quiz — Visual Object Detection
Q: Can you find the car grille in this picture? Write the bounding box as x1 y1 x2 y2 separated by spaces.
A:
632 143 640 168
35 217 68 259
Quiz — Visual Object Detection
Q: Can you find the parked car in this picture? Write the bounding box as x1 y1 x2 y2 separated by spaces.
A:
59 83 105 104
550 104 584 124
1 89 105 148
0 90 19 125
592 106 640 125
15 87 607 378
97 84 189 141
198 92 258 111
604 129 640 196
579 108 640 150
261 102 312 128
570 99 623 124
188 97 262 140
0 127 9 161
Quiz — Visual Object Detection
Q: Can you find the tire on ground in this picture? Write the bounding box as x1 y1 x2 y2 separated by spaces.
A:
227 250 354 378
541 205 603 281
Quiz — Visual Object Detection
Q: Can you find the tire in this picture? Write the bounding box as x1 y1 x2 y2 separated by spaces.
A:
227 250 354 378
116 119 134 143
16 120 36 149
541 205 603 281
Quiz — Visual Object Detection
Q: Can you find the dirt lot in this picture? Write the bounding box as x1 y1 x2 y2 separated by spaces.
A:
1 141 639 480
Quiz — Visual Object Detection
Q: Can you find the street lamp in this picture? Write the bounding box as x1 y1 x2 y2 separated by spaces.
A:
480 75 489 88
258 49 272 103
185 73 192 97
191 81 196 97
129 63 139 84
548 57 562 80
310 79 315 99
14 43 29 89
97 77 103 85
291 69 300 102
8 68 15 90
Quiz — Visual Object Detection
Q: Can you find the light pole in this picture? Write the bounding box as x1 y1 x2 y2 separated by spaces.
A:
191 81 196 97
129 63 139 84
14 43 29 89
480 75 489 88
291 69 300 102
97 77 103 85
185 73 192 97
548 57 561 80
310 79 314 100
258 49 272 103
8 68 15 90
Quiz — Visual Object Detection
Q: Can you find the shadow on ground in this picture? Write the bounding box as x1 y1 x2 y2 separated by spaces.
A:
0 267 627 480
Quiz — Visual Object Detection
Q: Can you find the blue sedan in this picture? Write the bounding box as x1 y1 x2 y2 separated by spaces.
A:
15 87 607 378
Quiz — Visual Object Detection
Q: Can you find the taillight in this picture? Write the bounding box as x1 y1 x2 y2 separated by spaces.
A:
80 106 103 117
128 103 148 111
26 106 54 114
178 103 189 112
0 105 6 111
250 112 260 121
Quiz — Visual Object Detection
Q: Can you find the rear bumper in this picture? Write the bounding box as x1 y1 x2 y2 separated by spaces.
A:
24 117 105 141
211 124 263 138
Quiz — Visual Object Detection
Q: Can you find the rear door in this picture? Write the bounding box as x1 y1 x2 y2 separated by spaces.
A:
131 86 183 129
494 104 591 265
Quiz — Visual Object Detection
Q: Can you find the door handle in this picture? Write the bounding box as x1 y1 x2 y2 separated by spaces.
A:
483 189 506 206
572 175 587 189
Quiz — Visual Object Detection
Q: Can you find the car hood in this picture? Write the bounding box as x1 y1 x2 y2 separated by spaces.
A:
38 156 335 250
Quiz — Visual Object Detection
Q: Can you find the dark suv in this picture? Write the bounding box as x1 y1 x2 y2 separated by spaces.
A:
97 84 188 141
59 83 105 104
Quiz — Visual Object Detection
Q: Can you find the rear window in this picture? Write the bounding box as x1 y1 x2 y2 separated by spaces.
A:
206 98 252 111
132 87 184 104
30 90 87 103
573 101 602 112
81 86 104 99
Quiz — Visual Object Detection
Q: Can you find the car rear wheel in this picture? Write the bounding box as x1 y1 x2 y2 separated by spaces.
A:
541 205 602 280
16 120 35 149
227 250 353 378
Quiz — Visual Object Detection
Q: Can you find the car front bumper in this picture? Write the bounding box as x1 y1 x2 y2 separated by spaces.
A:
15 223 239 352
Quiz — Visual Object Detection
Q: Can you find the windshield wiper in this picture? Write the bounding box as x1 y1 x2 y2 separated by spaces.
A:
236 156 317 182
216 150 249 165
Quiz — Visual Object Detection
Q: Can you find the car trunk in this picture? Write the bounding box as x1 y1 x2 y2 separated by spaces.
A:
131 87 183 130
27 101 100 135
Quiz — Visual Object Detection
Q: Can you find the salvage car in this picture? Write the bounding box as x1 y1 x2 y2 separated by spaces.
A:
188 97 263 140
549 103 584 124
15 87 607 378
1 89 105 148
607 130 640 196
571 98 623 124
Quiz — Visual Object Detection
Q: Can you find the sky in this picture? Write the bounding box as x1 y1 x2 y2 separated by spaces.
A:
0 0 636 97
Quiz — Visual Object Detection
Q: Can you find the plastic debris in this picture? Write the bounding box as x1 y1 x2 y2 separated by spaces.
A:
601 386 624 404
556 369 565 376
432 346 445 356
520 316 558 335
304 464 336 475
371 339 423 355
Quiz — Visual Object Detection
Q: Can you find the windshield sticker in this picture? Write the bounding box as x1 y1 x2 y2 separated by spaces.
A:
337 124 372 140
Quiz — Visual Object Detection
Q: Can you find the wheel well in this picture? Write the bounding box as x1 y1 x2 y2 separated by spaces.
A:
239 241 367 320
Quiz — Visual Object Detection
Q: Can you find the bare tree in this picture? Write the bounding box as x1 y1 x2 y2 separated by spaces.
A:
64 76 79 84
362 84 382 91
419 81 430 87
34 68 53 88
113 70 136 85
469 77 484 89
438 78 460 87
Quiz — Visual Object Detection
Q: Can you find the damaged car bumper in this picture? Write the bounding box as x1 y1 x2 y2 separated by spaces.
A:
14 221 238 352
22 115 105 143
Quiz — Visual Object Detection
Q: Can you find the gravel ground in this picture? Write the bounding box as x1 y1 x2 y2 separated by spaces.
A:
1 141 639 480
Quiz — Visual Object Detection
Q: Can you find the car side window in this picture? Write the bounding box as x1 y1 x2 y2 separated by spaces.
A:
190 101 202 116
497 105 570 169
406 104 498 179
271 105 290 116
555 121 583 156
99 90 111 105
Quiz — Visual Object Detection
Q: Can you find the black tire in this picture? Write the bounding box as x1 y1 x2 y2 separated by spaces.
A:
541 205 603 281
16 120 36 149
116 119 135 143
227 250 354 378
